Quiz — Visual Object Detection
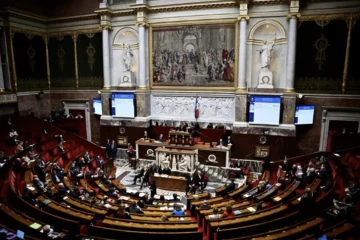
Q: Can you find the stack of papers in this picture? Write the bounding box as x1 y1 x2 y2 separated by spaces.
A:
160 207 168 210
104 204 112 209
243 194 250 198
30 223 42 229
120 196 130 200
139 193 146 197
273 197 282 201
154 195 161 199
126 189 137 194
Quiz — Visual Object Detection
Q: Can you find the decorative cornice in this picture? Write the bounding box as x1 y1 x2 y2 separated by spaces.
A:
299 12 360 21
10 27 102 37
251 0 286 5
136 22 149 27
1 8 99 24
99 25 113 31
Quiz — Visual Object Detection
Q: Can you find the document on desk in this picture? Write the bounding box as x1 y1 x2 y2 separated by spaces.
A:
139 193 146 197
247 207 256 212
273 196 282 202
120 196 130 200
154 195 161 199
126 189 137 194
104 204 112 209
30 222 42 229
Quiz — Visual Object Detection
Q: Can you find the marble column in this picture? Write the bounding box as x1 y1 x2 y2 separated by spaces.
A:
237 18 248 91
281 95 296 124
138 24 147 88
285 16 298 92
102 28 111 89
235 94 247 122
0 50 5 91
101 92 111 115
135 92 150 117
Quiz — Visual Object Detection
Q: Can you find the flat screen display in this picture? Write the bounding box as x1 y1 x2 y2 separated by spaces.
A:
295 105 315 125
93 98 102 115
249 95 281 125
111 93 135 118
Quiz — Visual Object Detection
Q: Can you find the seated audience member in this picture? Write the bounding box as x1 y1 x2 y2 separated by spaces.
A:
20 188 36 205
95 155 102 167
209 208 222 219
21 156 32 166
58 142 65 152
304 164 316 184
92 167 102 178
133 166 145 185
173 193 179 201
295 164 304 180
7 118 13 129
83 151 91 164
222 204 235 218
345 182 360 200
75 157 86 168
16 141 24 153
206 123 213 129
22 140 30 149
9 128 19 144
172 204 185 216
226 179 236 192
58 183 68 196
53 163 64 182
320 179 333 192
199 200 211 210
28 147 37 159
299 188 316 218
116 206 132 220
158 134 165 142
163 166 171 175
42 225 54 236
34 158 46 181
332 195 355 216
69 186 82 198
281 159 292 173
161 215 169 222
127 202 144 214
13 158 23 173
56 134 65 143
0 151 8 165
137 200 145 208
318 164 331 183
69 162 81 178
256 181 266 193
33 177 46 192
242 165 249 175
107 187 119 198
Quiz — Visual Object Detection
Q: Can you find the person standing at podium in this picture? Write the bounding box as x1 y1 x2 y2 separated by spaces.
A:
143 131 149 139
226 136 233 145
158 134 165 142
217 138 224 147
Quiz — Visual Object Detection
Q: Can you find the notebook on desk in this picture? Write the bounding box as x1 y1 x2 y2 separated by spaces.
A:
42 199 52 205
234 210 241 215
16 230 24 239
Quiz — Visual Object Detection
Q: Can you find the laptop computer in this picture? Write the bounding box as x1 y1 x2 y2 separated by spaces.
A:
16 230 24 239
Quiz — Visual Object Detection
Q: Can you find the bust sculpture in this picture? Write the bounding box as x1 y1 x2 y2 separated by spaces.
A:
123 43 133 72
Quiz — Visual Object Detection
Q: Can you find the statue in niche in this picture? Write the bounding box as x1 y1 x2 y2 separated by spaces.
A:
123 43 133 72
258 34 276 72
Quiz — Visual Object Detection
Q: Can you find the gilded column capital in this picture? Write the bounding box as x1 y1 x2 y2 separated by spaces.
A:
238 15 250 21
287 13 301 20
72 34 78 42
136 22 149 28
99 25 113 31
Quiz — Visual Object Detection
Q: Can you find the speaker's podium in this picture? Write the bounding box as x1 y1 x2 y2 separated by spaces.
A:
168 130 194 146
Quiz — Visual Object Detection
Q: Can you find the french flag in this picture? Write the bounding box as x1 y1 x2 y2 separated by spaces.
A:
195 97 200 119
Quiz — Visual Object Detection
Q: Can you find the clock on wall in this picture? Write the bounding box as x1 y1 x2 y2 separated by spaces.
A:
119 127 126 134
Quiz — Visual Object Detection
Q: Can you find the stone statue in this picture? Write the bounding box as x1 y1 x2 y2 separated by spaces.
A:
123 43 133 72
161 154 170 169
178 155 190 172
172 155 177 170
258 35 275 72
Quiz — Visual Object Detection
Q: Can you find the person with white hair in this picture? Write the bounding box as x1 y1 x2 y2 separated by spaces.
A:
199 200 211 210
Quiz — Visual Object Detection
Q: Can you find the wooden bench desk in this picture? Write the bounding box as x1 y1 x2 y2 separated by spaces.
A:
130 214 193 222
255 183 281 201
152 175 187 192
272 180 300 203
63 196 108 215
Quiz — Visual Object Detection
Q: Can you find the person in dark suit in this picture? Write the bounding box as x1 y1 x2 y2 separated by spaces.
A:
107 188 119 198
163 166 171 175
200 200 211 210
110 140 117 160
226 179 236 192
186 175 195 195
143 131 149 139
216 138 224 147
95 155 102 167
299 188 317 218
127 202 144 214
140 168 150 189
56 135 65 143
83 151 91 164
262 156 271 172
158 134 165 142
150 181 157 198
127 143 134 158
58 142 65 152
133 167 145 185
225 136 233 145
193 170 202 189
105 139 112 159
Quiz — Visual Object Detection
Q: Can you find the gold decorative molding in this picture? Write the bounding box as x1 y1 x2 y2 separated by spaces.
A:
342 17 354 94
72 34 79 89
99 26 113 31
151 86 236 92
238 15 250 21
299 13 360 22
136 22 149 28
284 88 296 93
10 27 102 38
9 32 17 92
236 88 247 93
43 36 51 90
251 0 286 5
287 13 301 20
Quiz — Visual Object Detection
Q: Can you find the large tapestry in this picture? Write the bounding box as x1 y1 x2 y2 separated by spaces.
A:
13 33 47 91
152 24 236 87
